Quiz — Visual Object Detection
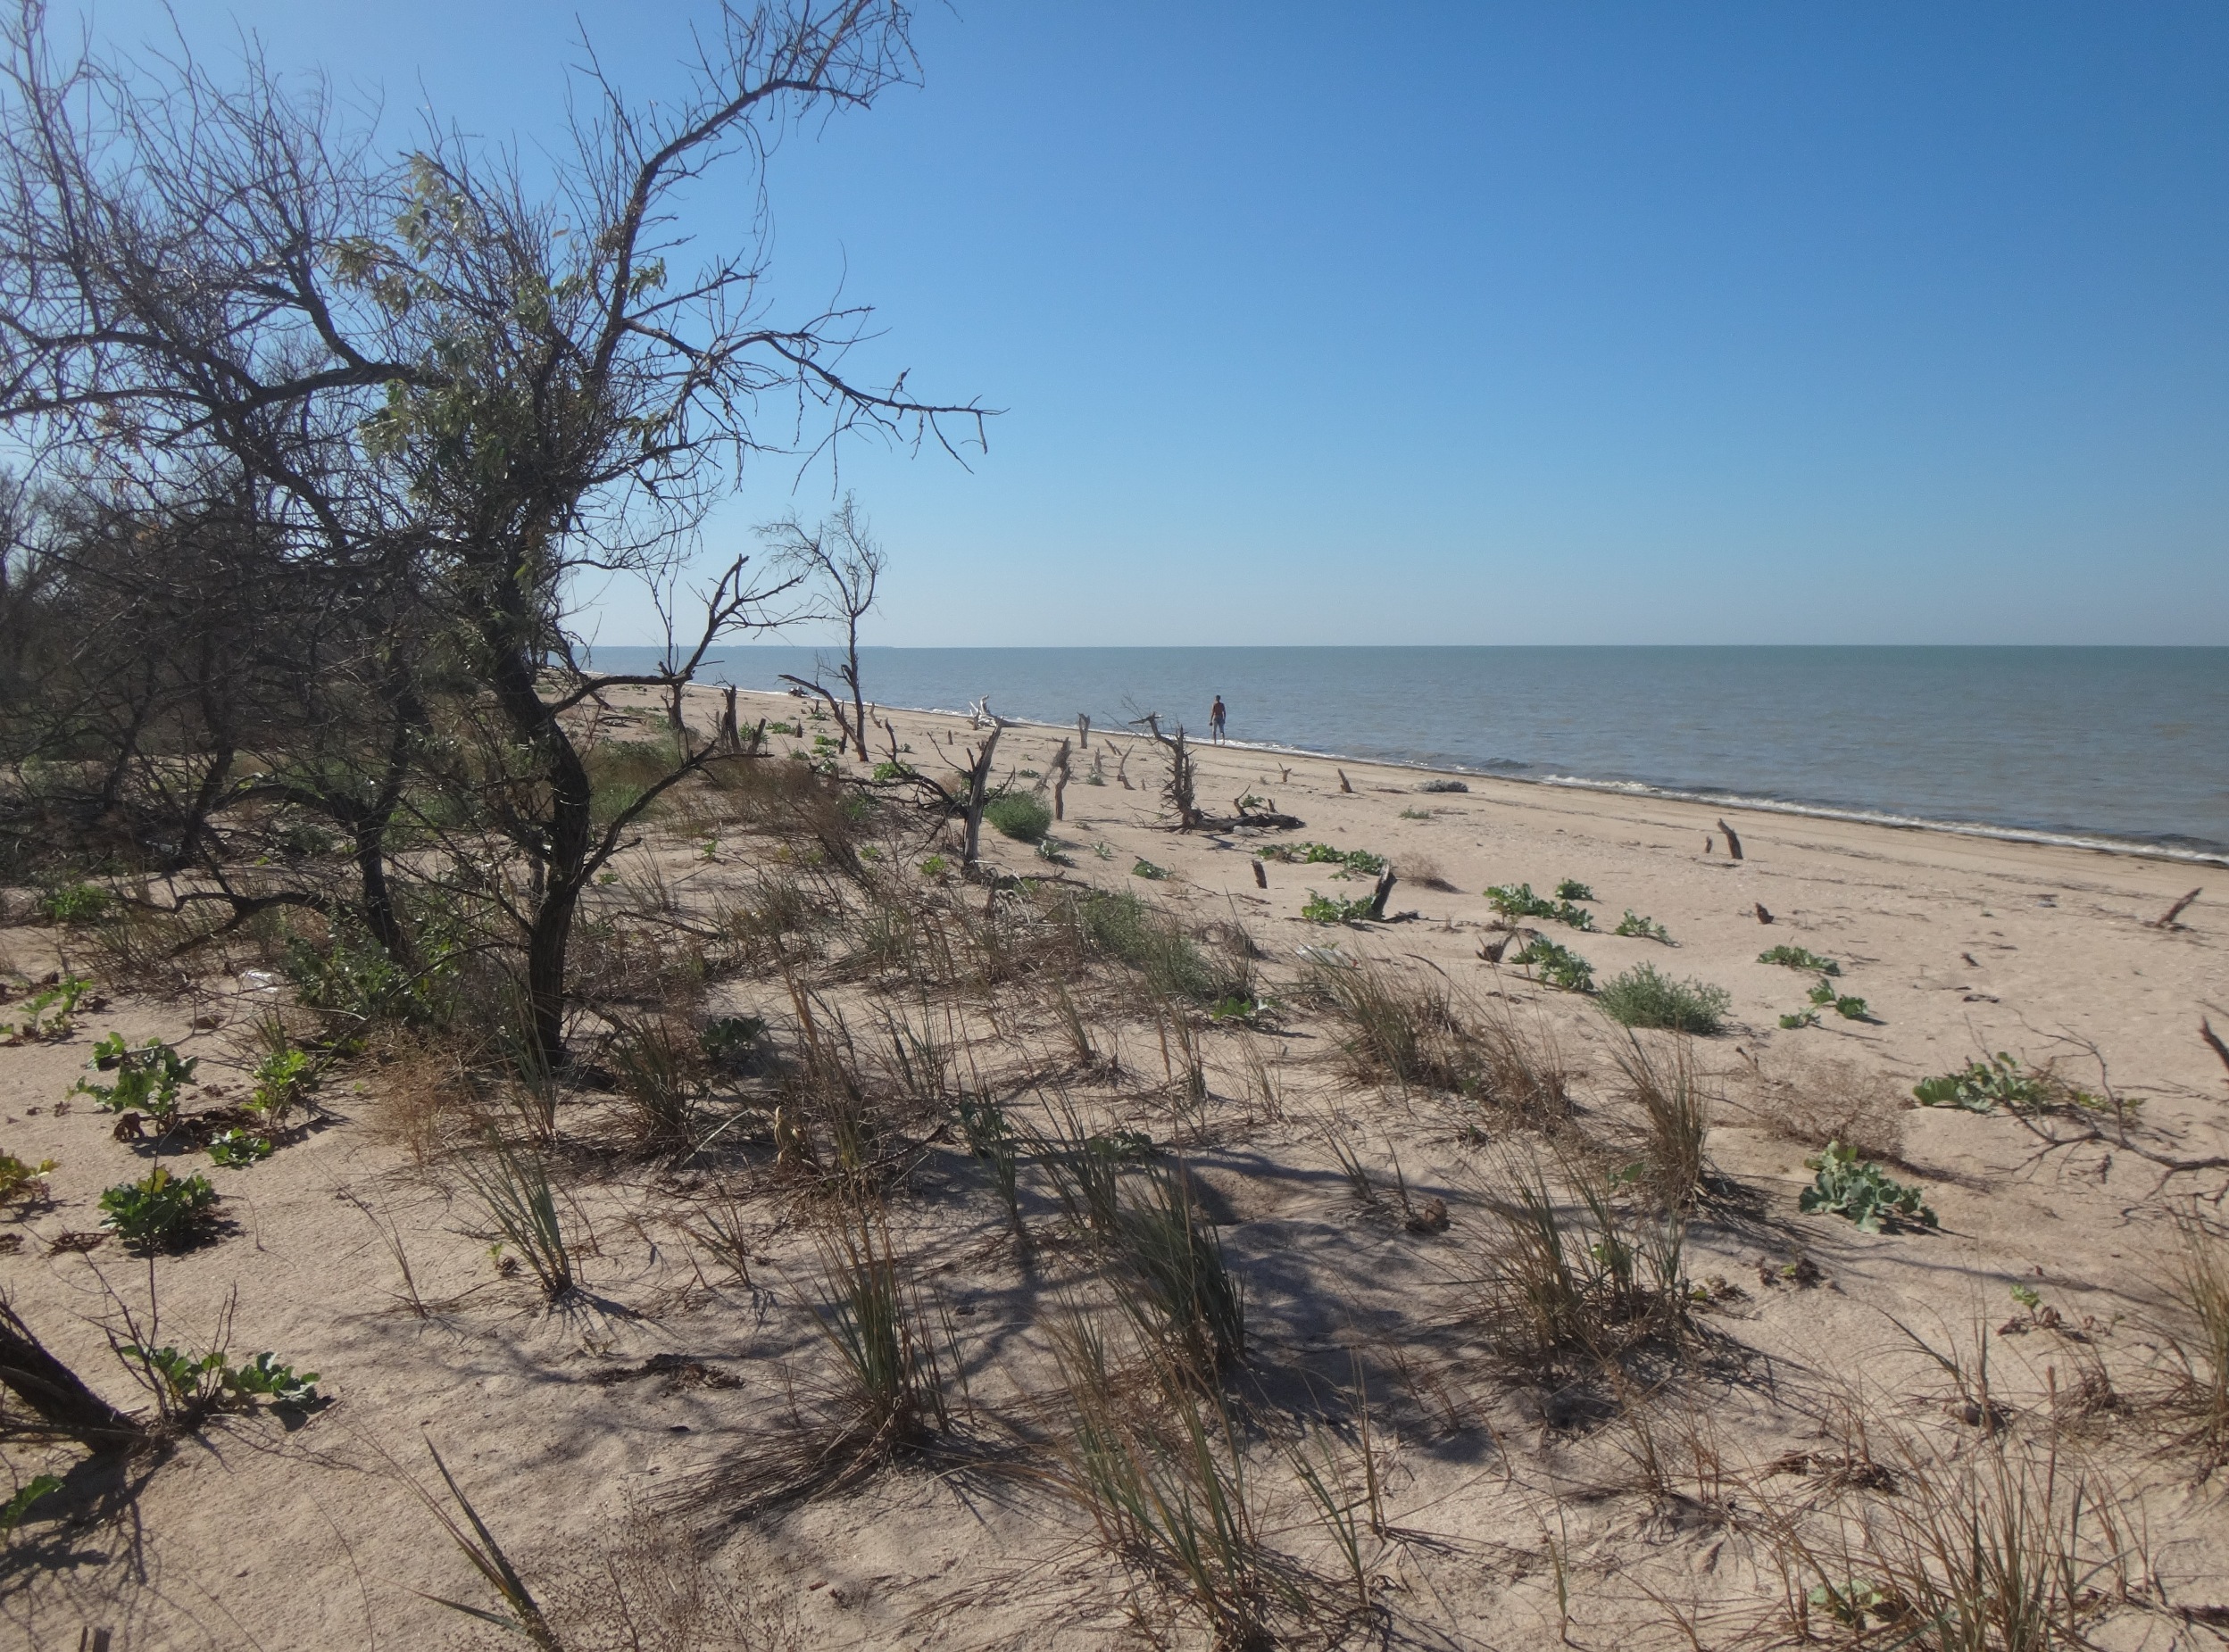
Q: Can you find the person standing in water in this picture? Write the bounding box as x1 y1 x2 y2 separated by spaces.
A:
1209 694 1227 743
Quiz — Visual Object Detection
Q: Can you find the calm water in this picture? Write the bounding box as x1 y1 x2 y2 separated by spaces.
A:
593 646 2229 860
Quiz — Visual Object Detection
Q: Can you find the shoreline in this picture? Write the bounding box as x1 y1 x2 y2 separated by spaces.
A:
737 687 2229 869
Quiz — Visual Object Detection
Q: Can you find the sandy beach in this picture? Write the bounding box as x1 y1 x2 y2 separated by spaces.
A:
2 685 2224 1650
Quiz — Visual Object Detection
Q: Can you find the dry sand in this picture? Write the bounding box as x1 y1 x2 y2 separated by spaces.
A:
1 685 2225 1649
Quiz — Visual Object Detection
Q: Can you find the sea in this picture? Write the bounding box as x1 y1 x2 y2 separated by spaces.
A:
586 645 2229 864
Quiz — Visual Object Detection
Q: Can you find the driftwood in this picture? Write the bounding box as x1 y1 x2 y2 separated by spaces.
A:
2150 888 2201 930
1252 860 1268 889
1755 903 1774 925
1115 744 1132 789
2203 1017 2229 1082
1717 818 1744 860
0 1299 140 1446
719 685 739 750
1365 868 1398 920
1336 768 1353 794
1136 713 1202 828
1077 713 1091 750
1049 738 1073 821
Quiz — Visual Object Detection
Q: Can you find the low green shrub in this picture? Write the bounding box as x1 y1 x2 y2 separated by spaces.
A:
1799 1141 1935 1233
918 853 949 877
1417 778 1468 793
1131 859 1169 881
1759 945 1840 976
1597 964 1730 1034
206 1129 273 1168
1260 842 1386 877
0 1150 55 1206
1553 900 1594 931
124 1342 320 1412
1553 880 1595 902
1912 1052 2072 1114
1485 882 1558 920
1302 890 1376 925
99 1166 220 1249
37 882 112 925
985 793 1053 843
1805 979 1871 1021
74 1034 199 1127
1615 910 1672 942
1511 937 1594 992
2 975 93 1042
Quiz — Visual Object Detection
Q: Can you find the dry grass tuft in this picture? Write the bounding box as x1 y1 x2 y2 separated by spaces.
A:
2167 1208 2229 1467
1741 1051 1907 1163
1615 1033 1710 1212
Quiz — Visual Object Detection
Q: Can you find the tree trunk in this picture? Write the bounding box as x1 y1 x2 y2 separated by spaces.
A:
0 1301 139 1447
961 724 1003 870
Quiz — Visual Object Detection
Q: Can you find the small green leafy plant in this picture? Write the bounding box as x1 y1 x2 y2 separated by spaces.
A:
125 1342 320 1412
1614 910 1672 942
0 1150 55 1206
1799 1141 1935 1233
3 975 94 1042
1553 879 1594 902
1511 937 1594 992
1207 995 1262 1023
0 1474 62 1535
1260 842 1387 877
919 853 949 877
246 1038 318 1127
36 882 112 924
1485 882 1558 920
1597 964 1731 1033
1132 859 1169 881
98 1166 220 1249
74 1034 199 1127
1804 979 1871 1020
1912 1052 2064 1114
1759 945 1840 976
1302 890 1376 924
1778 1009 1819 1030
206 1129 273 1168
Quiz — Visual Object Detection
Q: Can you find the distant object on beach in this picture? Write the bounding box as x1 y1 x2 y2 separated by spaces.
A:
1417 778 1469 793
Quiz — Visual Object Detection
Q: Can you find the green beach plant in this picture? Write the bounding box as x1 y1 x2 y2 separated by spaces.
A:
1553 880 1594 902
984 791 1053 843
1912 1052 2064 1114
1485 882 1558 920
1597 964 1730 1034
205 1128 273 1168
1615 910 1672 942
1806 979 1871 1020
1511 937 1594 993
0 1150 54 1207
36 881 112 925
3 975 93 1042
99 1166 220 1249
74 1034 199 1128
1260 842 1386 877
1302 890 1376 925
1799 1141 1935 1233
1759 944 1841 976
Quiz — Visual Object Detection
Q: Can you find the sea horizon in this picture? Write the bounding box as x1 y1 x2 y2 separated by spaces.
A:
585 643 2229 863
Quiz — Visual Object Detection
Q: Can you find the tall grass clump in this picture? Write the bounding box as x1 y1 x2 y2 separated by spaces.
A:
810 1209 950 1454
456 1132 573 1299
1760 1430 2142 1650
1114 1166 1245 1378
1480 1155 1691 1372
1597 963 1732 1034
984 791 1053 843
1045 1319 1305 1650
1077 892 1252 1006
1308 954 1470 1094
1615 1034 1710 1211
2169 1210 2229 1466
609 1015 704 1150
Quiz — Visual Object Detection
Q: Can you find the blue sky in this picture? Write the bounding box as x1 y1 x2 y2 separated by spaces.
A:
96 3 2229 644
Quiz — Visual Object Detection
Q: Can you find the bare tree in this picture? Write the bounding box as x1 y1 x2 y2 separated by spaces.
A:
0 1 986 1067
766 493 885 761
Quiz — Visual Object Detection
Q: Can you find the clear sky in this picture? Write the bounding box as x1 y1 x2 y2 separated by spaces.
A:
91 3 2229 645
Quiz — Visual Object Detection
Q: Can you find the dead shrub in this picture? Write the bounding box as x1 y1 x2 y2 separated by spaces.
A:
1742 1051 1906 1163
